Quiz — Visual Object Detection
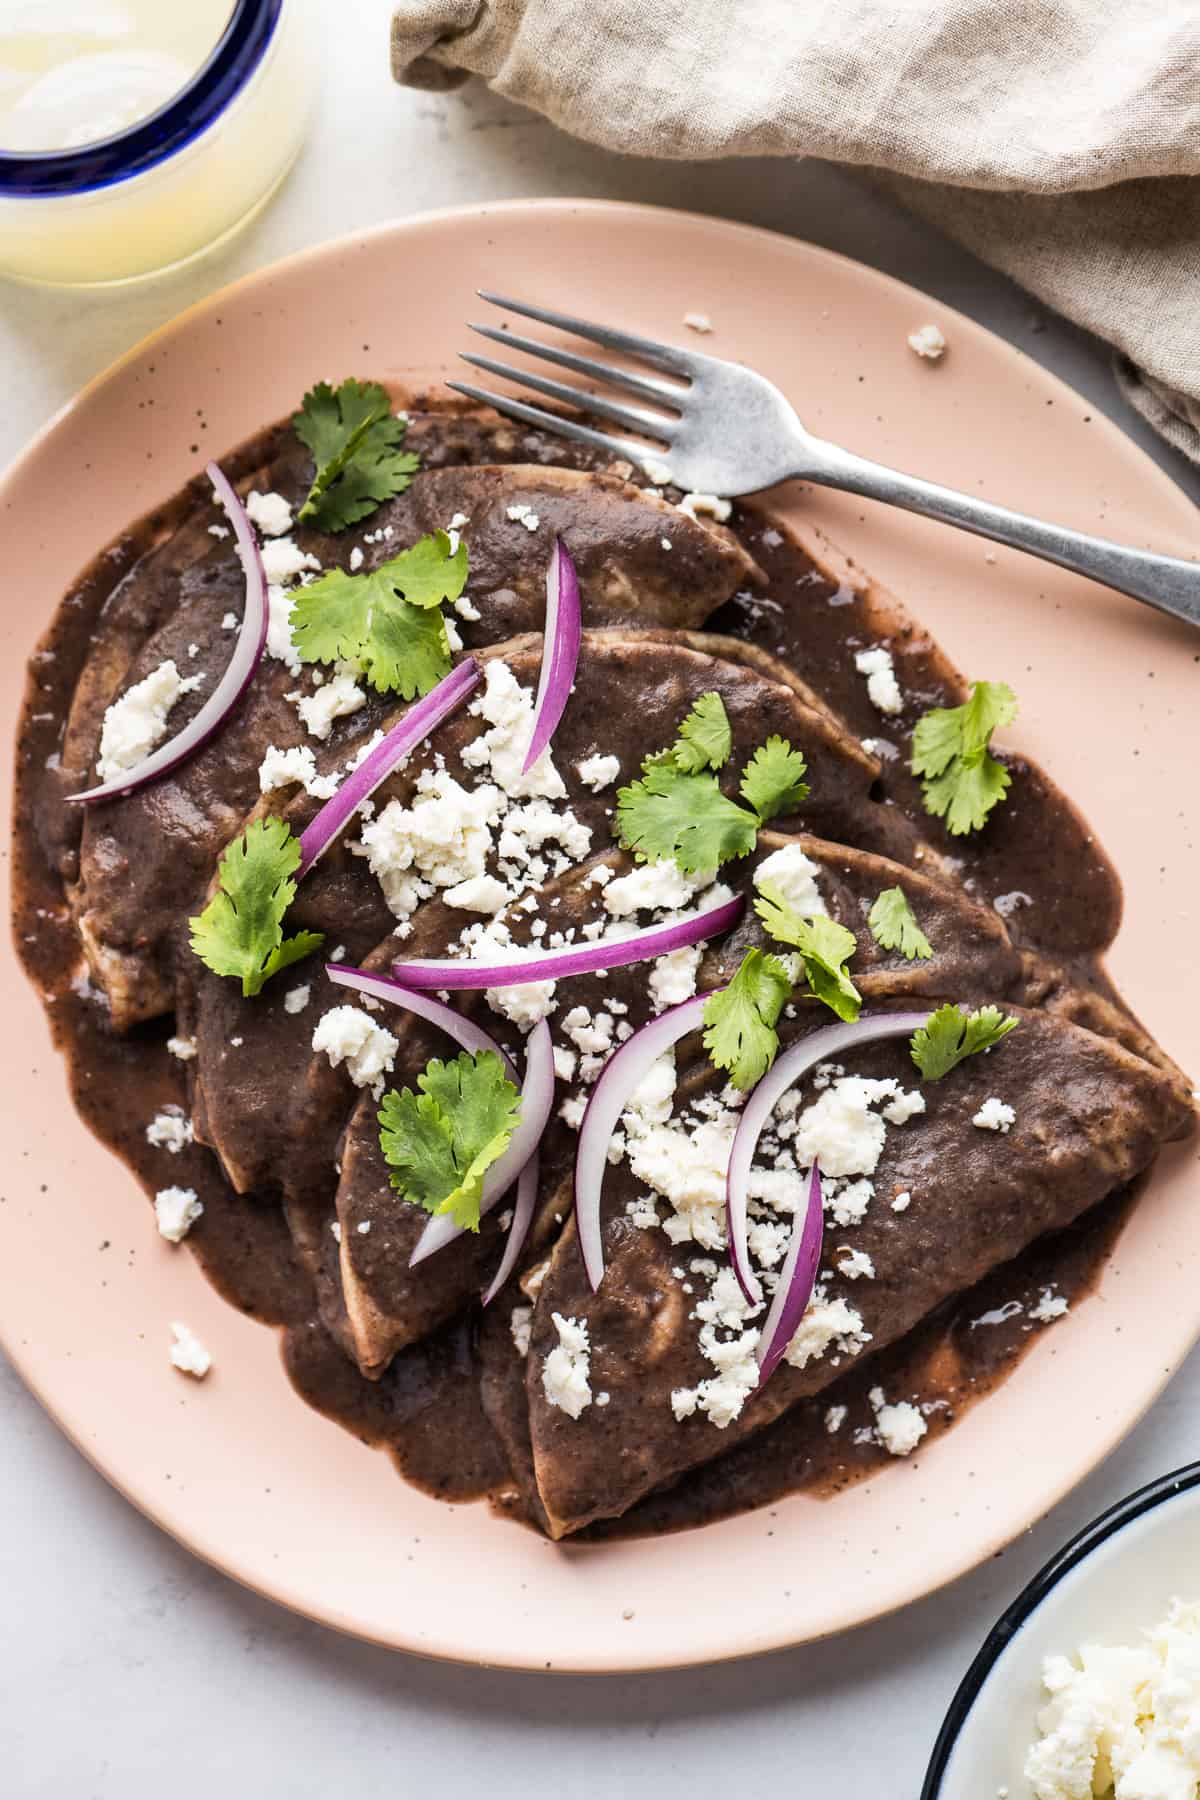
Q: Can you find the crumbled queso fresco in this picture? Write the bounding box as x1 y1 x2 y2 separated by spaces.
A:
261 535 322 686
868 1386 927 1456
151 522 939 1447
753 841 828 917
311 1005 398 1100
260 533 320 589
350 660 594 981
95 660 205 782
244 488 294 537
854 645 904 717
145 1106 193 1155
1029 1286 1069 1324
600 1037 927 1434
1025 1599 1200 1800
510 1304 533 1358
294 664 367 741
168 1321 211 1378
542 1313 592 1417
154 1185 203 1243
258 743 338 801
678 492 732 524
576 753 621 793
907 323 946 361
521 828 935 1438
973 1095 1016 1133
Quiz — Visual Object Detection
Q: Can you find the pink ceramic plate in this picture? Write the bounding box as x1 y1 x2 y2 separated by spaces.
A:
3 200 1199 1672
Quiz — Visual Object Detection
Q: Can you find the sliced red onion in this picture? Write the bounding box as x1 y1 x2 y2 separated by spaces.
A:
327 964 507 1062
325 966 552 1291
391 892 744 991
298 658 479 876
410 1017 554 1267
726 1010 931 1307
522 536 581 774
68 462 268 803
755 1162 824 1386
481 1153 539 1307
574 991 711 1292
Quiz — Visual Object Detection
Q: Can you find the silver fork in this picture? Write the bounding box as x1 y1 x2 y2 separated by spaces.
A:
449 291 1200 631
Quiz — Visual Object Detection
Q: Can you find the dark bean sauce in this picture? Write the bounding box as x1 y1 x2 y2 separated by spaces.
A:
584 1185 1132 1539
9 413 1153 1536
717 509 1123 962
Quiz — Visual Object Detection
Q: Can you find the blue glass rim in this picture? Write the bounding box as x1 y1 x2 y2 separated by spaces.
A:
0 0 283 199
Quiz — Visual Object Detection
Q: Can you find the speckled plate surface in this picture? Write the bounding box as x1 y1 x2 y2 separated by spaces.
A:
3 200 1199 1671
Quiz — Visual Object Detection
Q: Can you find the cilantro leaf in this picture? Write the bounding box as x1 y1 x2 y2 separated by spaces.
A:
671 691 733 773
910 1003 1018 1081
288 568 371 665
368 529 471 610
867 887 933 961
290 530 466 698
188 818 323 998
615 763 759 874
358 596 451 697
909 705 964 781
615 702 808 875
911 680 1017 837
294 379 420 531
921 754 1012 837
755 883 861 1022
378 1050 522 1230
702 949 793 1090
295 379 390 481
955 681 1019 758
739 736 810 822
378 1088 455 1207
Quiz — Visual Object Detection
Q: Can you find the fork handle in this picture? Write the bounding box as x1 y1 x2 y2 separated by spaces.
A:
801 439 1200 630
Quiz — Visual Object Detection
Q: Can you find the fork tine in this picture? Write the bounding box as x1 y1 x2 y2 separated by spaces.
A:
478 290 694 379
467 323 685 406
459 352 676 444
446 380 654 467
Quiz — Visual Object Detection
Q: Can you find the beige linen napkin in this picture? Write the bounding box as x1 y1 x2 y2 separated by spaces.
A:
391 0 1200 463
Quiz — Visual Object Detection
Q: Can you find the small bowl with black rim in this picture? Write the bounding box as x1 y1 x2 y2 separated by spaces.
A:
922 1462 1200 1798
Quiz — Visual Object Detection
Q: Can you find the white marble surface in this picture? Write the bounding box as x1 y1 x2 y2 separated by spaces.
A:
3 6 1199 1794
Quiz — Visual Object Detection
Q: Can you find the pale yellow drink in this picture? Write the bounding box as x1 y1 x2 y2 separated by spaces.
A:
0 0 315 284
